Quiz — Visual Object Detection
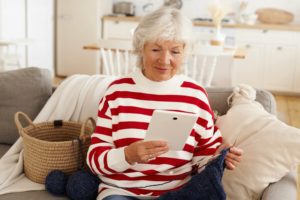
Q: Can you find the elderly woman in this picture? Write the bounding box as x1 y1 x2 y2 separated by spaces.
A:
87 7 242 200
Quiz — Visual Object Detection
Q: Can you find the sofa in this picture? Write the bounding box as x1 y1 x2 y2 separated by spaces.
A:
0 67 297 200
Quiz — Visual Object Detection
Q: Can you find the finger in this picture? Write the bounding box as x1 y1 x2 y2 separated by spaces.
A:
226 147 243 161
229 147 244 156
147 146 169 155
225 157 240 170
140 154 151 163
144 140 168 148
140 154 156 163
225 156 238 164
225 160 236 170
226 151 242 163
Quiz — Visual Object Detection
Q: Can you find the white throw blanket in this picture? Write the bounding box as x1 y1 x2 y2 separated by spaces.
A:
0 74 117 195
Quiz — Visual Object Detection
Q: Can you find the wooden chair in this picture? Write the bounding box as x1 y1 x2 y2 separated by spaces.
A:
0 40 22 71
184 43 235 87
83 39 136 76
0 39 32 71
83 40 238 85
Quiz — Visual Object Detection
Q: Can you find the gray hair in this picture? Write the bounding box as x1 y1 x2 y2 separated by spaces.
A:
132 7 194 67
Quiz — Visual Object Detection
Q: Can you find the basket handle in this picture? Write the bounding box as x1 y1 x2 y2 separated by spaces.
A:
14 112 36 136
80 117 96 142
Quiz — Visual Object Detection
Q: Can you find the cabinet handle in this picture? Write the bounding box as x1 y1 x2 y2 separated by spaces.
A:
114 20 119 24
262 29 268 33
245 44 251 49
277 46 283 51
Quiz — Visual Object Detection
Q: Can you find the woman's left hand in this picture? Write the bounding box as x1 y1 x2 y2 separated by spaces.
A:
215 142 243 170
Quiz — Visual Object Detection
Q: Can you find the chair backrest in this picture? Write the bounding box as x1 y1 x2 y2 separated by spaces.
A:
85 39 235 86
184 43 232 87
97 39 136 76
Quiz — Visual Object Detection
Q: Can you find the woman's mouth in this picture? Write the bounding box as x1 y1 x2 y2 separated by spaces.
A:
155 67 169 71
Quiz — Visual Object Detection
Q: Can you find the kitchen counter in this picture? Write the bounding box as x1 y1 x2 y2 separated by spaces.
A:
83 44 246 59
103 15 300 32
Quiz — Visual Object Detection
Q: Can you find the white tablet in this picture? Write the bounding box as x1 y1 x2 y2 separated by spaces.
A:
144 110 198 150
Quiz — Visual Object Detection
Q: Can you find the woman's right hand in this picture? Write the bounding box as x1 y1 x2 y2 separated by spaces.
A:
124 140 169 164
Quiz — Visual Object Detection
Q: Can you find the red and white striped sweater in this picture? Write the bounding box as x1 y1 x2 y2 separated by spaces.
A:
87 69 222 199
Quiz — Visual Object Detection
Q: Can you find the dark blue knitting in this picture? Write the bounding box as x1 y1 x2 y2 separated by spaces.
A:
66 170 100 200
45 170 68 196
157 149 228 200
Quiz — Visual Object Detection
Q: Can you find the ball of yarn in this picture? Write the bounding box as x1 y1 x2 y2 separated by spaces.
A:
45 170 68 196
66 170 100 200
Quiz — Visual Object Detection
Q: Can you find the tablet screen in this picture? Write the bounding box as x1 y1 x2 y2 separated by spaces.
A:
144 110 198 150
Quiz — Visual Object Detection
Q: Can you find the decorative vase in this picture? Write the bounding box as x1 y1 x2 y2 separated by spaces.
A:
210 26 225 46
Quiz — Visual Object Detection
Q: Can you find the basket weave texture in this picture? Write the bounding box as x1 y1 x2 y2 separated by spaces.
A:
15 112 95 184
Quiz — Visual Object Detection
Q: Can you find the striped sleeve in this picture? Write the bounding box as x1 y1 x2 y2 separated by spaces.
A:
180 81 222 167
192 101 222 167
86 95 131 175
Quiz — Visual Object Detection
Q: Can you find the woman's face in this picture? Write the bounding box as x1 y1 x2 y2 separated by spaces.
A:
141 40 185 82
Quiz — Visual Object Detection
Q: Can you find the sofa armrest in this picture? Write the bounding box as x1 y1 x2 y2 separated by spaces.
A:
261 168 297 200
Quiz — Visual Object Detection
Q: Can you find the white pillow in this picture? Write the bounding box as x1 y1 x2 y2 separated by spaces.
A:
216 84 300 200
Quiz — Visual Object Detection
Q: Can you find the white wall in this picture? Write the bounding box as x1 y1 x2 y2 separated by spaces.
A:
27 0 54 73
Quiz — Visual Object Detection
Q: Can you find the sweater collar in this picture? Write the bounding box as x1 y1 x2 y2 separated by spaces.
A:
131 68 183 90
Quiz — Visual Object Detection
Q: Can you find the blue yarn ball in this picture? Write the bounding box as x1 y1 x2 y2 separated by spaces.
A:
66 170 100 200
45 170 68 196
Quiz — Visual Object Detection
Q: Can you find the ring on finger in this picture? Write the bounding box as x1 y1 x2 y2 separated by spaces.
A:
144 155 151 162
146 154 155 161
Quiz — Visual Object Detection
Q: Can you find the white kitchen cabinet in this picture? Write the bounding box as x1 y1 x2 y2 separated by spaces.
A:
233 28 300 93
56 0 100 76
102 19 138 40
293 38 300 93
232 43 265 88
264 45 297 91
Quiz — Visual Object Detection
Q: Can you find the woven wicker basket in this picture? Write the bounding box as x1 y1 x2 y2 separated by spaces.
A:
15 112 95 184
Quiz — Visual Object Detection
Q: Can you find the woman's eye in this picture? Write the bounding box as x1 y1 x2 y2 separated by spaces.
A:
152 49 160 52
172 51 181 54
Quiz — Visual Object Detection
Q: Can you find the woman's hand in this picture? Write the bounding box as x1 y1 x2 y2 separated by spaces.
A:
124 140 169 164
225 146 243 170
215 142 243 170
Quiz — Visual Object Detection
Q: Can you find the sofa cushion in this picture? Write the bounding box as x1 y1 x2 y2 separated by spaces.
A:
206 87 276 115
0 190 69 200
0 67 52 145
216 84 300 199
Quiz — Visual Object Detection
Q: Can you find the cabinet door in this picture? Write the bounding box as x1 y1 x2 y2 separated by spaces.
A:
292 33 300 93
56 0 99 76
264 45 297 92
103 20 138 40
232 43 265 88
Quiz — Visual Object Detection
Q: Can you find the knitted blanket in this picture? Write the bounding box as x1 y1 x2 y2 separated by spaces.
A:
158 149 227 200
0 74 117 195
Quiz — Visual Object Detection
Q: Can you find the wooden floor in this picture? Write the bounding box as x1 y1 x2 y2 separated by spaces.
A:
273 94 300 200
274 94 300 128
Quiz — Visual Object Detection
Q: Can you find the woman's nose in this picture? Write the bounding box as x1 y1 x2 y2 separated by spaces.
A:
159 51 172 65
